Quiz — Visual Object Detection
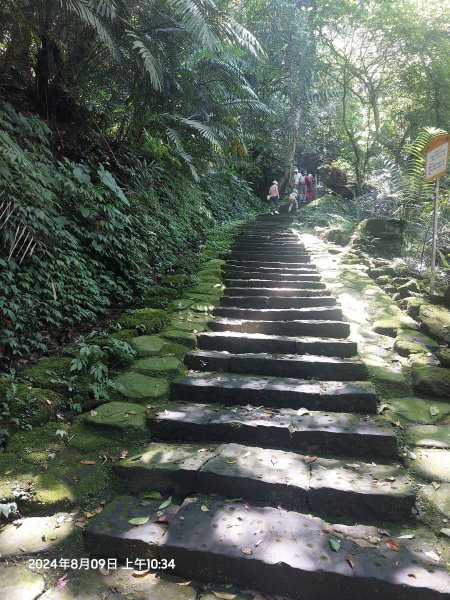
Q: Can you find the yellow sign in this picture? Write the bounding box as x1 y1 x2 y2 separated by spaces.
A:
423 134 449 181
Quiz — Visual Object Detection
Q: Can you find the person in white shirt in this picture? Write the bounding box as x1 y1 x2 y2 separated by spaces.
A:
288 189 298 213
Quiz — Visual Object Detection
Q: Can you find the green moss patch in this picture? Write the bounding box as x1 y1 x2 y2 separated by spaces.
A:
161 328 197 348
412 361 450 398
130 335 167 357
113 372 169 401
373 313 417 337
131 356 184 378
118 308 169 334
405 424 450 449
406 448 450 483
168 299 193 311
384 396 450 425
169 320 207 332
421 483 450 520
21 357 90 396
418 303 450 343
394 329 439 357
85 401 147 433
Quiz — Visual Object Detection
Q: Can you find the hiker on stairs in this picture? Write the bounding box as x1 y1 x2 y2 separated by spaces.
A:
267 180 280 215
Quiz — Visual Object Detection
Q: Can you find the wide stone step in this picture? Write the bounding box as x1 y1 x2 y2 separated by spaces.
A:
214 306 343 321
184 350 368 381
114 442 414 520
208 318 349 338
228 252 311 262
145 403 398 458
219 295 337 308
223 279 326 290
160 499 449 600
224 263 317 273
224 287 331 297
171 373 378 413
226 260 317 269
232 244 307 251
222 271 322 281
197 332 357 357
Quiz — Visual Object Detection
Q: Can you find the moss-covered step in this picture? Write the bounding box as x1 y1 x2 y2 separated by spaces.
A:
113 372 169 402
0 514 77 558
418 303 450 343
37 569 197 600
84 494 178 561
161 329 197 349
372 312 417 337
394 329 439 357
118 308 169 334
406 448 450 483
169 320 207 333
131 356 185 378
0 564 44 600
85 402 147 433
169 298 193 311
421 483 450 520
405 424 450 449
383 396 450 426
130 335 168 357
411 359 450 398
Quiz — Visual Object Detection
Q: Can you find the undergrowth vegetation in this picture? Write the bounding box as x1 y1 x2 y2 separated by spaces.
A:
0 103 259 362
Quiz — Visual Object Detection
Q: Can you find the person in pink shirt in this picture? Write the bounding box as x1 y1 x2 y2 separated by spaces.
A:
305 173 315 200
267 180 279 215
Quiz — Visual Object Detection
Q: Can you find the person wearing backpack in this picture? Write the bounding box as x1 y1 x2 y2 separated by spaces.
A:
298 171 307 203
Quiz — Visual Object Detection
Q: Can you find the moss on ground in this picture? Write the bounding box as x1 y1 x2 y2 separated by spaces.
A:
20 357 91 397
118 308 169 334
418 303 450 343
161 328 197 348
411 360 450 398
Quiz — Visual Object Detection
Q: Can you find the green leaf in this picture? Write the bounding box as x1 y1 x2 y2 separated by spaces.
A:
128 516 149 526
432 481 441 490
159 496 172 510
329 537 341 552
138 491 163 499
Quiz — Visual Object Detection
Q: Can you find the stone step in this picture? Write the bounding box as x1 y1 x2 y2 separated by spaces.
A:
222 271 322 281
114 442 414 520
228 252 311 262
223 279 326 289
226 260 317 269
160 499 449 600
232 244 307 251
184 350 368 381
208 318 349 338
224 287 331 297
145 403 397 458
214 306 343 321
219 296 337 308
171 373 378 413
197 332 357 358
224 263 317 273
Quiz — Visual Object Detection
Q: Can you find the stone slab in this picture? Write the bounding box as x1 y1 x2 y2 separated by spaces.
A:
0 514 76 558
85 401 147 432
0 564 44 600
130 335 167 357
171 373 377 413
223 279 326 290
421 483 450 519
406 448 450 483
219 295 337 308
146 403 398 458
209 318 350 338
184 350 368 381
113 372 169 401
38 570 197 600
405 425 450 449
159 498 450 600
223 287 329 298
85 495 178 561
132 356 184 378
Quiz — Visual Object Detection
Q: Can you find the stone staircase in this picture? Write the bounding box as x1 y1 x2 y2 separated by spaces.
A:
85 216 450 599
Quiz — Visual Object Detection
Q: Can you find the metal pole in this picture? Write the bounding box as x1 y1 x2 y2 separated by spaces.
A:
430 177 440 295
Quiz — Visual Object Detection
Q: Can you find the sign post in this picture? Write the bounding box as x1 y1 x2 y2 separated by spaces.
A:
423 134 449 294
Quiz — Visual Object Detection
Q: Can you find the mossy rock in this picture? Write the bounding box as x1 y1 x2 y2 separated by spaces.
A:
406 297 426 319
373 313 417 337
118 308 169 335
168 299 193 312
21 357 91 396
0 563 44 599
398 279 420 298
161 328 197 348
130 335 167 357
172 310 211 323
190 302 217 312
187 283 223 295
405 424 450 449
412 361 450 398
436 348 450 367
406 448 450 483
366 364 409 397
418 303 450 343
394 329 439 357
160 342 191 360
169 320 207 333
385 396 450 425
85 401 147 432
112 372 169 402
131 356 184 378
30 472 78 512
421 483 450 520
375 275 392 286
140 295 170 309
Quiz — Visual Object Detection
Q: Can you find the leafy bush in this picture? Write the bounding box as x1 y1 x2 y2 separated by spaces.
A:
0 104 259 361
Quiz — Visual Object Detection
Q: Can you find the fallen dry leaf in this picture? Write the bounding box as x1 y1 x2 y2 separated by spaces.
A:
243 501 250 510
55 574 70 589
132 570 151 578
90 410 97 416
254 538 263 547
176 581 192 586
241 546 253 555
79 460 96 465
385 539 400 552
346 555 355 569
305 455 317 463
